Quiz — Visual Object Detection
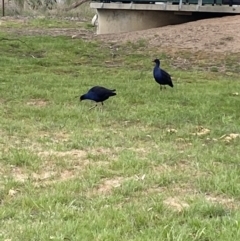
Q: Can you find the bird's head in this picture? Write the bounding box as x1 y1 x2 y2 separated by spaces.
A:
80 94 86 101
153 59 160 65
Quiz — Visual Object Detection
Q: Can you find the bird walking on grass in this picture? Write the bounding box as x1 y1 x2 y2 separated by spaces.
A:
79 86 116 110
153 58 174 90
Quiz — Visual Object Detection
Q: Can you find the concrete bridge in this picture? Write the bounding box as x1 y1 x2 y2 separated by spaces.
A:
90 0 240 34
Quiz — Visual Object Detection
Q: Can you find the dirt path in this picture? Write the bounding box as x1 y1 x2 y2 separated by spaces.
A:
98 15 240 53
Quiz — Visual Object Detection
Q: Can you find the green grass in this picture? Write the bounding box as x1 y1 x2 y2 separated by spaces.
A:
0 18 240 241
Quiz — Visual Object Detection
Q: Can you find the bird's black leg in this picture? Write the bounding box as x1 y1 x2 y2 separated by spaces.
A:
160 85 163 91
89 104 98 110
164 86 167 90
99 102 104 111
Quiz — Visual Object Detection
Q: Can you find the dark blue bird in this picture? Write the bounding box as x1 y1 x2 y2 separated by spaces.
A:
79 86 116 110
153 58 174 90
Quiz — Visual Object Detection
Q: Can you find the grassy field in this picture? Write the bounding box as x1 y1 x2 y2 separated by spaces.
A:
0 17 240 241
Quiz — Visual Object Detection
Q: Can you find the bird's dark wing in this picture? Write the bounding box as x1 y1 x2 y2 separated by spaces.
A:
161 69 174 87
161 69 171 80
89 86 116 94
88 86 116 101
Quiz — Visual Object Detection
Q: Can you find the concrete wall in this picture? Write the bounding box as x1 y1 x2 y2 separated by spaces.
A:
96 9 196 34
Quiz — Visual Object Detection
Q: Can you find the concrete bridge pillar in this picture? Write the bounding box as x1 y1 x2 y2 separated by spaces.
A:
95 9 194 34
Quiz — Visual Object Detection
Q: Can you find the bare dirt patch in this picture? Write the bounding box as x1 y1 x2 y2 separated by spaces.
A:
36 131 70 144
38 149 87 159
8 148 89 186
32 169 82 187
26 99 48 107
205 194 239 209
27 28 92 39
153 160 200 177
128 147 150 157
10 163 87 187
0 98 6 104
90 147 120 155
163 193 239 212
89 146 151 160
192 126 211 136
91 177 125 196
175 138 193 152
163 197 190 212
38 149 89 173
99 15 240 53
0 164 4 176
88 147 135 163
3 25 94 40
8 146 119 187
0 15 93 38
151 184 239 210
0 16 30 24
11 167 29 183
219 133 240 143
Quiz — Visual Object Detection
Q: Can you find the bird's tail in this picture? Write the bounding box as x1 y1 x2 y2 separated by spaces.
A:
109 89 116 95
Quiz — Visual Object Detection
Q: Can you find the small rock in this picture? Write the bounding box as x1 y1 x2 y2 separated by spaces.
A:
220 133 239 142
167 128 178 133
8 189 17 196
193 126 210 136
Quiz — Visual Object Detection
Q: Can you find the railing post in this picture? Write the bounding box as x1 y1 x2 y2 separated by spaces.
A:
196 0 202 10
2 0 5 17
179 0 183 10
